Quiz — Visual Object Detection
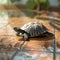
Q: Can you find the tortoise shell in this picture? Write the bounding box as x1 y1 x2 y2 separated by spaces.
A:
21 22 48 37
14 22 48 37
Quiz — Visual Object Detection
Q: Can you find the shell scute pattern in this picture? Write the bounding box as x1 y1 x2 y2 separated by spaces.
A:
21 22 48 37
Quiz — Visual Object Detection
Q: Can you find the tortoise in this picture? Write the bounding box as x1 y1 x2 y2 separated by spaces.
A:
14 22 54 41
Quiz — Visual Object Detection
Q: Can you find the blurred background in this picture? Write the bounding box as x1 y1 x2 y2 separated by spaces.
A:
0 0 60 60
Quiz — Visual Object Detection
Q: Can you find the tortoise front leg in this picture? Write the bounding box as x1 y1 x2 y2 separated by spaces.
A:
16 32 29 41
23 33 29 41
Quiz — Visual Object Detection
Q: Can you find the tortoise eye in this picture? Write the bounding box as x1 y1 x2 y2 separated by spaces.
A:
14 27 17 30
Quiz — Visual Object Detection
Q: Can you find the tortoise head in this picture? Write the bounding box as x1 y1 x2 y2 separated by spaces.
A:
14 27 20 33
14 27 26 34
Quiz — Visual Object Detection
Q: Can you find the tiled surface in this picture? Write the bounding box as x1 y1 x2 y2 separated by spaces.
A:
0 12 60 60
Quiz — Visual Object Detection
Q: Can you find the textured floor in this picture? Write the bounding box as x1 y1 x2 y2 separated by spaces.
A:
0 11 60 60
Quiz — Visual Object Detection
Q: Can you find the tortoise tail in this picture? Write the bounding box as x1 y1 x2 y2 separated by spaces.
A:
44 32 54 38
